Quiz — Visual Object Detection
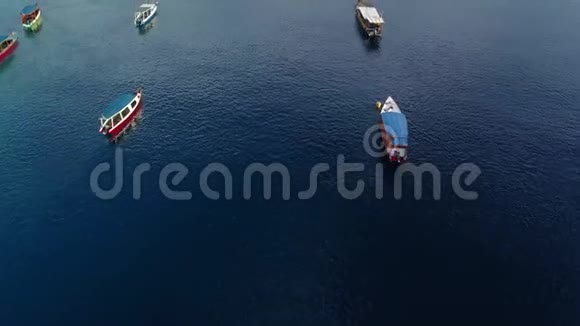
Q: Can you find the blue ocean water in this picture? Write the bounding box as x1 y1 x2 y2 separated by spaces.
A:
0 0 578 325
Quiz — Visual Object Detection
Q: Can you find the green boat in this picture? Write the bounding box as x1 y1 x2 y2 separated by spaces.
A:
21 3 43 32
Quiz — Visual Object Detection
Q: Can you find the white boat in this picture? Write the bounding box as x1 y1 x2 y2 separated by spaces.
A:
134 2 158 28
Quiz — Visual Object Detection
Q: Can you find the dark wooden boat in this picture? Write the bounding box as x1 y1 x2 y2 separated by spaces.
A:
355 0 384 39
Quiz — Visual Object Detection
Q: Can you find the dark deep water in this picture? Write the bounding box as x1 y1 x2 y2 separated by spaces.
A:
0 0 579 325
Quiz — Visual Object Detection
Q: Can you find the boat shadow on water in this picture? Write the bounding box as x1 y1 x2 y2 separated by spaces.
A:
138 17 158 34
24 27 43 38
375 157 400 194
0 55 16 71
354 20 381 51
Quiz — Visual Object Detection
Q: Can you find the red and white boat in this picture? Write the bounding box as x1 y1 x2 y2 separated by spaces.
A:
0 33 18 64
99 88 143 142
377 97 409 163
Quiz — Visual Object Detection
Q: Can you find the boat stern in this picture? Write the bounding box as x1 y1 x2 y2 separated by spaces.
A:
22 13 43 31
368 27 383 39
388 147 407 163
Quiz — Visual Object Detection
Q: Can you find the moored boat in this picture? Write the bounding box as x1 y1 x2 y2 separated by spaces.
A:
21 3 43 32
135 2 159 28
376 97 408 162
355 0 384 39
99 88 143 142
0 33 18 64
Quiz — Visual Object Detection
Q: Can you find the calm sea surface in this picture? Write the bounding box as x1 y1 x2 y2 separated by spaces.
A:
0 0 578 325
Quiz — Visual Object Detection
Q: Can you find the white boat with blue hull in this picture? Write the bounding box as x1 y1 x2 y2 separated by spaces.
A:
376 97 409 163
135 2 158 28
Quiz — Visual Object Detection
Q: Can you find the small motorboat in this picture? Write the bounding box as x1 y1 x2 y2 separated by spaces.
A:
355 0 384 39
21 3 43 32
376 97 409 162
0 33 18 64
134 2 159 28
99 88 143 142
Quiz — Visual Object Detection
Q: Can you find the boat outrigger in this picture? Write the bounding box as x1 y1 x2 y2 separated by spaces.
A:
376 97 409 163
355 0 384 39
135 2 159 28
0 33 18 64
21 3 43 32
99 88 143 142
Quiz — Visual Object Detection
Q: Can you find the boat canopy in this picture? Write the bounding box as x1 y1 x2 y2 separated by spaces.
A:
381 112 408 146
21 4 39 16
137 4 156 13
357 6 384 25
0 33 15 43
102 93 135 119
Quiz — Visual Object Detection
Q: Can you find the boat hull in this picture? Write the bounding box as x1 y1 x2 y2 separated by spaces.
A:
107 103 142 142
0 38 18 64
23 12 43 32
